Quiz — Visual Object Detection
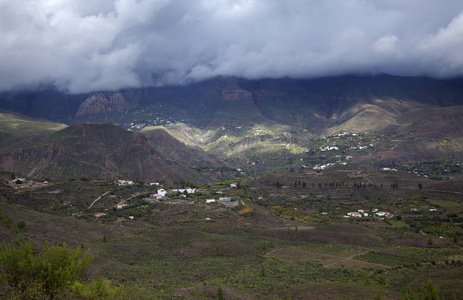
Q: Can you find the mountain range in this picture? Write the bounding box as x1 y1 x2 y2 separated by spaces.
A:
1 74 462 181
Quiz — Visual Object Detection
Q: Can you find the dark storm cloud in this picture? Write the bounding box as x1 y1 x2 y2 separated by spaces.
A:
1 0 463 93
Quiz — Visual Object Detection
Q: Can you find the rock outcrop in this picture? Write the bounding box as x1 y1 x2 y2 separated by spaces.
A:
75 91 140 117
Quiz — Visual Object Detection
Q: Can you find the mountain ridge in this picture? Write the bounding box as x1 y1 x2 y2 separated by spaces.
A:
0 121 226 183
1 74 463 178
2 74 463 127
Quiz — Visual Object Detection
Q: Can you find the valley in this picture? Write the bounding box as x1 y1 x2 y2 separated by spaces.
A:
1 167 462 299
0 75 463 299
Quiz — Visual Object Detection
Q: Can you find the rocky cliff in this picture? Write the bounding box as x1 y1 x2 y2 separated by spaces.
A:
75 91 141 117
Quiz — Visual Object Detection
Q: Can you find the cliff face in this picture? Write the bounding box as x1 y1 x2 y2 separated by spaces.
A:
75 91 141 117
2 75 463 127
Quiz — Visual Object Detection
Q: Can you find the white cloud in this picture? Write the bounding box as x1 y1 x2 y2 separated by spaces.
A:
0 0 463 93
418 12 463 76
374 34 399 54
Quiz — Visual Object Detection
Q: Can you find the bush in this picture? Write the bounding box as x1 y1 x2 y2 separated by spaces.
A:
17 220 26 232
0 241 93 296
0 209 11 227
217 286 224 300
68 278 149 299
401 280 441 300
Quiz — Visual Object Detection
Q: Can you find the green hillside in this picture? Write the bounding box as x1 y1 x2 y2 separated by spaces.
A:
0 109 67 153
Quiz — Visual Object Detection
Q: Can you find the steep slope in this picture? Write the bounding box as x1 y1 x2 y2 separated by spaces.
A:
324 99 432 134
365 106 463 165
0 123 224 183
3 75 463 130
0 109 67 153
140 126 223 168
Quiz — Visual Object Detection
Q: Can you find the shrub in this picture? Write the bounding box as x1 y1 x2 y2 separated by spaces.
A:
0 241 93 296
0 209 12 227
17 221 26 232
401 280 441 300
69 278 149 299
217 286 224 300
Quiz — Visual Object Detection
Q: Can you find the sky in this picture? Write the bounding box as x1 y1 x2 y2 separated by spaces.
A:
1 0 463 93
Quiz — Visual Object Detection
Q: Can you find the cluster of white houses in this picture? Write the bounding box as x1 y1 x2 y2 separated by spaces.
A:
116 180 160 186
149 188 197 200
345 209 393 218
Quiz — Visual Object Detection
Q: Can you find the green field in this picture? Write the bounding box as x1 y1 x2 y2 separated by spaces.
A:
388 220 409 228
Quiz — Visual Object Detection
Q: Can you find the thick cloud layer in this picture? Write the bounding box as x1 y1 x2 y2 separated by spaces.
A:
1 0 463 93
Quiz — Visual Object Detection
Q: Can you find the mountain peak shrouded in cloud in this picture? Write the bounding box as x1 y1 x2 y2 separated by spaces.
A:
1 0 463 94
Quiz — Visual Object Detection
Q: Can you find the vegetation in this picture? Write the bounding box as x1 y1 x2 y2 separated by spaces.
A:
0 241 92 297
1 76 463 298
0 166 462 298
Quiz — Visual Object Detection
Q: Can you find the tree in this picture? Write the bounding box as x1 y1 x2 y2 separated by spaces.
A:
418 183 423 190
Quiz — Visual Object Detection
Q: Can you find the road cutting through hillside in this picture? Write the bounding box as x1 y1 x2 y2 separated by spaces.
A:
87 191 110 209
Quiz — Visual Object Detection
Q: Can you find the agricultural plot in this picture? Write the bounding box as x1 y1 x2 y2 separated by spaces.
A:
265 248 385 272
354 251 426 266
393 245 463 262
297 242 365 257
427 200 462 207
388 219 409 228
265 248 337 264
